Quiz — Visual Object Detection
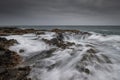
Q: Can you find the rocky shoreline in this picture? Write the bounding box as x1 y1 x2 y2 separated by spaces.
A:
0 27 92 80
0 37 31 80
0 27 113 80
0 27 36 80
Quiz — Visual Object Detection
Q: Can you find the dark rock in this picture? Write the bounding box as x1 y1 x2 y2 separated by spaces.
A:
0 47 22 68
0 27 38 35
76 65 90 74
101 54 112 63
0 47 31 80
42 38 75 49
0 37 18 48
19 49 25 53
0 34 31 80
0 66 31 80
25 48 57 65
57 33 64 41
36 48 56 59
0 67 6 74
35 31 45 35
80 48 112 64
86 48 98 54
51 29 80 34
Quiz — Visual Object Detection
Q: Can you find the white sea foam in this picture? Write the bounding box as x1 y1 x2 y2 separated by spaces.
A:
3 31 120 80
5 34 50 57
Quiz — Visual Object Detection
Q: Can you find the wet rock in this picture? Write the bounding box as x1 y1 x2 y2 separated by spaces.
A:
76 65 90 74
81 49 112 64
66 42 75 46
0 67 6 74
85 44 95 48
81 52 103 64
19 49 25 53
42 38 75 49
0 47 22 68
0 27 38 35
86 48 98 54
25 48 57 64
35 31 45 35
0 36 31 80
42 48 56 58
40 48 56 59
51 29 80 34
80 48 98 62
57 33 64 41
0 37 18 48
0 42 31 80
0 66 31 80
101 54 112 63
81 32 91 36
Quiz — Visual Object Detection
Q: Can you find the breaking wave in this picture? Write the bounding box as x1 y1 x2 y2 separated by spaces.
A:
4 30 120 80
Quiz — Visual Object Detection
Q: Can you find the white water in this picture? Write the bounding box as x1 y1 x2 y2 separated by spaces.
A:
3 31 120 80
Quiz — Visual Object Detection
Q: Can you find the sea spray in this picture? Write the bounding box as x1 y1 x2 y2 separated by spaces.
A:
3 30 120 80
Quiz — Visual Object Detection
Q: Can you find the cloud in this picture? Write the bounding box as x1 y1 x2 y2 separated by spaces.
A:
0 0 120 15
0 0 28 15
0 0 120 25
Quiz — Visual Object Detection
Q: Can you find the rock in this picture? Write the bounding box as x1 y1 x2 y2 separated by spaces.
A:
0 27 38 35
0 37 18 48
0 47 22 68
0 66 31 80
81 32 91 35
0 35 31 80
35 31 45 35
86 48 98 54
81 48 112 64
0 67 6 74
42 37 75 49
101 54 112 63
57 33 64 41
76 65 90 74
39 48 56 59
51 29 80 34
0 47 31 80
19 49 25 53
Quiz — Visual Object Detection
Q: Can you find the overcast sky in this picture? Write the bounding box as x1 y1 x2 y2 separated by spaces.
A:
0 0 120 25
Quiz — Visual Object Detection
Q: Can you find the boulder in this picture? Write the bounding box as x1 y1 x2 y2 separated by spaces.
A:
51 29 80 34
0 27 37 35
0 47 22 68
0 37 18 48
0 66 31 80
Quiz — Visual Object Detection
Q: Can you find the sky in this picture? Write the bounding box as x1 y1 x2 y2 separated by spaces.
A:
0 0 120 25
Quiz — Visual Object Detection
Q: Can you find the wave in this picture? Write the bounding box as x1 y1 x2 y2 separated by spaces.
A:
3 30 120 80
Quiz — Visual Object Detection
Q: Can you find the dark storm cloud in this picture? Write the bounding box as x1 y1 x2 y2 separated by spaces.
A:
0 0 120 15
0 0 120 25
27 0 120 14
0 0 28 15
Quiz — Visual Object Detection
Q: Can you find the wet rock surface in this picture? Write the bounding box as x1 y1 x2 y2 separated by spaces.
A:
0 36 31 80
51 29 91 36
0 37 18 48
0 66 31 80
0 27 38 36
42 38 75 49
0 28 115 80
51 29 80 34
42 31 75 49
0 47 22 67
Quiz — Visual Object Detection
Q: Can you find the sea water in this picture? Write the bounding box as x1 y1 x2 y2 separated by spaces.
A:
2 26 120 80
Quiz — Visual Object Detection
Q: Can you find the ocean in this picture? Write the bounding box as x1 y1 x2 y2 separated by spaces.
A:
1 26 120 80
17 25 120 35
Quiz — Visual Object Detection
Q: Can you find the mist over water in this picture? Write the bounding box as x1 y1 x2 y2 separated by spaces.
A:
2 26 120 80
